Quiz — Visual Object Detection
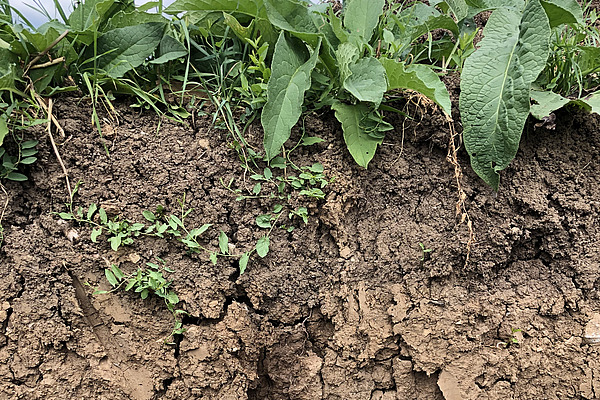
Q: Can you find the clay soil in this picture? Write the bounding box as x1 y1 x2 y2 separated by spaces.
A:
1 89 600 400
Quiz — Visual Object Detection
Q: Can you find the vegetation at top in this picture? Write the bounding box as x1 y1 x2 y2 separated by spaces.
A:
0 0 598 191
0 0 598 185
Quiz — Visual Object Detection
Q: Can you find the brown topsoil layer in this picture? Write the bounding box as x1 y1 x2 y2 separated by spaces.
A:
1 90 600 400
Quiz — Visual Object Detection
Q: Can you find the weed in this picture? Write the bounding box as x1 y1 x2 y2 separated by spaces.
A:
91 259 187 344
418 242 433 262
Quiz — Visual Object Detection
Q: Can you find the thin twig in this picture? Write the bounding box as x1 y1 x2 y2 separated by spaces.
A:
34 93 65 137
30 56 65 70
24 30 69 73
47 98 73 201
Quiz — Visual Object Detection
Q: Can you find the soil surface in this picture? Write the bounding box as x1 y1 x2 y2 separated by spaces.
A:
1 90 600 400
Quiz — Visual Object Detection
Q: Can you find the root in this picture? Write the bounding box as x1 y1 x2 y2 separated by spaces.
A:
46 98 73 200
446 120 475 266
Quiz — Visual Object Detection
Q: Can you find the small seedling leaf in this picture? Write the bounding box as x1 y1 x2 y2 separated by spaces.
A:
87 203 97 220
111 265 125 280
58 212 73 220
20 157 37 165
256 214 272 229
91 227 102 242
239 252 250 275
252 183 261 195
140 289 149 299
99 208 108 224
263 167 272 180
21 140 38 149
124 279 137 291
210 252 218 265
256 236 270 258
218 231 229 254
142 210 155 222
109 235 122 251
105 268 119 287
273 204 283 213
302 136 324 146
166 292 179 305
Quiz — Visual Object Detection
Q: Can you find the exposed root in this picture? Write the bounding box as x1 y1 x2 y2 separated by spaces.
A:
46 98 73 200
446 120 475 266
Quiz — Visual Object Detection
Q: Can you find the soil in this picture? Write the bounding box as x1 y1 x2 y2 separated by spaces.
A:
1 88 600 400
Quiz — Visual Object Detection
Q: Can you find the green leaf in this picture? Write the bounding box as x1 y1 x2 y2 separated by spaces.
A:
165 0 264 18
142 210 155 222
256 236 270 258
530 89 600 119
332 102 383 168
540 0 582 27
256 214 272 229
445 0 469 20
99 208 108 224
96 22 165 78
380 59 452 116
69 0 119 44
343 58 387 104
166 292 179 305
87 203 98 220
111 265 125 280
302 136 324 146
265 0 319 35
149 34 188 64
0 117 7 148
239 252 250 275
210 252 218 265
262 32 321 160
108 235 122 251
105 268 119 287
58 212 73 220
140 289 149 299
125 279 137 291
460 0 550 189
6 172 27 181
218 231 229 254
344 0 385 41
263 167 272 180
21 140 38 149
19 157 37 165
106 9 167 30
91 227 102 242
170 215 184 228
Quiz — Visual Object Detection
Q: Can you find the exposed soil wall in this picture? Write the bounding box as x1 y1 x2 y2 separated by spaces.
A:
1 93 600 399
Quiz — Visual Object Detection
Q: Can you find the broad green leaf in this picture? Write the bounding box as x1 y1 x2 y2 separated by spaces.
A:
399 3 460 40
445 0 469 20
99 208 108 224
531 89 600 119
530 90 569 119
256 236 269 258
256 214 272 228
106 9 167 29
381 59 451 116
96 22 165 78
343 57 387 105
460 0 551 189
540 0 582 27
165 0 264 18
105 268 119 286
218 231 229 254
332 102 383 168
344 0 385 41
149 34 187 64
262 32 321 159
223 12 254 41
109 235 122 251
68 0 118 44
0 116 7 147
464 0 524 17
265 0 318 35
239 252 250 274
336 42 360 83
6 172 27 181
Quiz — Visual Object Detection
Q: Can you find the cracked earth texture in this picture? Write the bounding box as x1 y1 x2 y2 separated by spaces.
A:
1 93 600 399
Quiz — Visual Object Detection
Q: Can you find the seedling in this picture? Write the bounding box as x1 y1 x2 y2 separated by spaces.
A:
92 259 187 344
418 242 433 262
